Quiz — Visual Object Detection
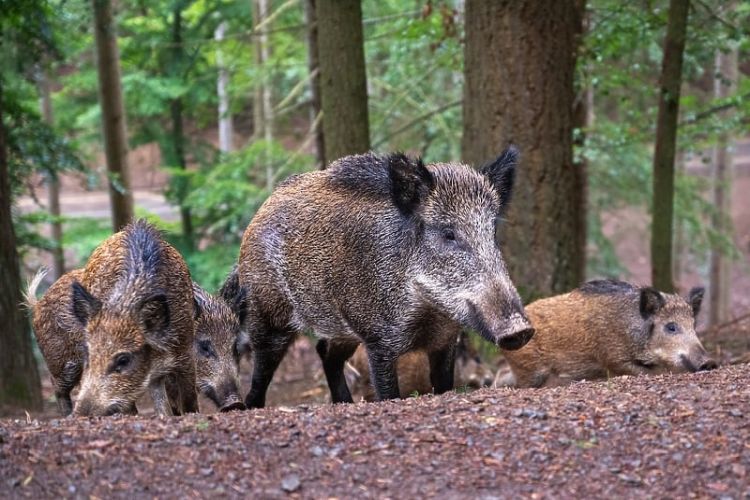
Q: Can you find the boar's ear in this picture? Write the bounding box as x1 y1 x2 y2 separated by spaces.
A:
71 281 102 327
191 283 206 321
388 153 435 216
139 293 170 333
687 287 705 318
480 145 518 215
639 287 665 319
231 287 249 326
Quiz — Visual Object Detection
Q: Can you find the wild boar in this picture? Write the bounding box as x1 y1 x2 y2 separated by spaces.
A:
66 220 198 416
26 265 249 415
238 147 533 407
346 332 496 401
496 279 718 388
192 276 249 412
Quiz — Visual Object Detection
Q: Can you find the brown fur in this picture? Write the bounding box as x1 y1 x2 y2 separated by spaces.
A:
346 333 495 401
497 280 717 388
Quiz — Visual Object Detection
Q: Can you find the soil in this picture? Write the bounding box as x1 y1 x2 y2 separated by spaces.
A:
2 363 748 498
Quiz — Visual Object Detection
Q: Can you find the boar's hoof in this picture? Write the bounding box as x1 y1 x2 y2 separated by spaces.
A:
497 327 535 351
219 401 246 412
698 359 718 371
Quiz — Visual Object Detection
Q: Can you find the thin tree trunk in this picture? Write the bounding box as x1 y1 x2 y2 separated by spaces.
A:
462 0 586 300
672 150 685 286
709 46 738 324
92 0 134 233
316 0 370 162
171 3 193 250
38 64 65 279
0 80 43 412
304 0 325 169
252 0 275 191
650 0 689 292
215 21 234 154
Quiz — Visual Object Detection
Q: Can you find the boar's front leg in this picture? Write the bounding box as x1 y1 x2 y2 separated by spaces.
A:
173 365 199 414
315 339 358 404
364 343 400 401
55 360 83 416
245 326 296 409
428 343 456 394
149 377 174 416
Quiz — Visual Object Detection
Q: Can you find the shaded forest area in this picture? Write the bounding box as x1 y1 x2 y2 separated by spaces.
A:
1 0 749 412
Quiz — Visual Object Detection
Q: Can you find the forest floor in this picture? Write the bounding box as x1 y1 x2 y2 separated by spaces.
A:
2 363 749 498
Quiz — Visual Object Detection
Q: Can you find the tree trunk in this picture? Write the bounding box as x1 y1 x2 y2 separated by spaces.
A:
462 0 586 300
38 64 65 279
92 0 134 233
171 3 193 250
215 21 234 154
304 0 325 169
252 0 275 191
709 46 738 324
316 0 370 163
650 0 689 292
0 81 43 412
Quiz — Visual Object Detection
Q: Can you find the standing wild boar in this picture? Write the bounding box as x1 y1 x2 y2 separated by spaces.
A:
67 220 197 416
496 279 718 388
346 332 496 401
238 147 533 407
26 265 248 415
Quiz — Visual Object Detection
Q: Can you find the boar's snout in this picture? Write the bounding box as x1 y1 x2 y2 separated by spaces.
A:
680 352 718 373
202 378 244 412
467 302 534 350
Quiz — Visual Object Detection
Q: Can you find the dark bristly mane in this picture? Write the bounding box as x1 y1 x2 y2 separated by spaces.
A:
124 219 163 281
579 279 637 295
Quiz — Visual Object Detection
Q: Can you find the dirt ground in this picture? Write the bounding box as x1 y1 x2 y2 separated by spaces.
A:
2 363 749 498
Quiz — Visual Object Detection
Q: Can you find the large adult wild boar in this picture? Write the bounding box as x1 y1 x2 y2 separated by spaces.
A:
68 220 198 416
238 147 534 407
496 279 717 388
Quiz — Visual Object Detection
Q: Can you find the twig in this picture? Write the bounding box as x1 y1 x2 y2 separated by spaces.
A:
373 99 462 148
701 312 750 337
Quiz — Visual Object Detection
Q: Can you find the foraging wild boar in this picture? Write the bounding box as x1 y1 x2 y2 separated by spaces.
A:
192 277 249 412
346 332 496 401
27 265 249 415
496 279 718 388
67 220 197 416
238 147 533 407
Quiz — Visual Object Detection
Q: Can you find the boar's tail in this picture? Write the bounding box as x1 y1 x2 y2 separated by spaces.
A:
23 267 49 310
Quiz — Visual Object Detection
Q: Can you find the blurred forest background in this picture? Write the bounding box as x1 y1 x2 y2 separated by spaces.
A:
1 0 749 410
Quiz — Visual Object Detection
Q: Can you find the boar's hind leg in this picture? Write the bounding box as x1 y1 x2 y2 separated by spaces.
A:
245 327 296 409
315 339 358 404
428 343 456 395
55 361 83 416
364 344 400 401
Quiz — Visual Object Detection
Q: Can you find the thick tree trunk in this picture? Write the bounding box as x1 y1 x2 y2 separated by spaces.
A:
38 65 65 279
92 0 134 233
304 0 325 169
215 21 234 154
171 4 193 250
650 0 689 292
462 0 586 300
0 81 43 412
709 46 738 324
316 0 370 163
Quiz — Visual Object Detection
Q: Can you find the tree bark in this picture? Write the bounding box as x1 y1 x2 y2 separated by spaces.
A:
92 0 134 233
709 46 737 324
170 3 193 250
316 0 370 163
650 0 689 292
462 0 586 300
304 0 325 169
0 80 43 412
252 0 275 191
215 21 234 154
38 64 65 279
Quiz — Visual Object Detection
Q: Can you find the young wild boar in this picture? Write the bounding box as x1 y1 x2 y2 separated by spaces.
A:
346 332 496 401
27 265 249 415
238 146 534 407
496 279 718 388
67 220 197 416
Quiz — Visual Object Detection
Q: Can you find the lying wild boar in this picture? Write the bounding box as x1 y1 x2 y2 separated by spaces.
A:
27 265 248 415
34 220 198 416
238 147 533 407
346 332 495 401
496 279 718 388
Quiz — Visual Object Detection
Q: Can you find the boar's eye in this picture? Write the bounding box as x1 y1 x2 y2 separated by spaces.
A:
664 322 679 334
198 339 216 358
109 352 133 374
441 227 457 242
